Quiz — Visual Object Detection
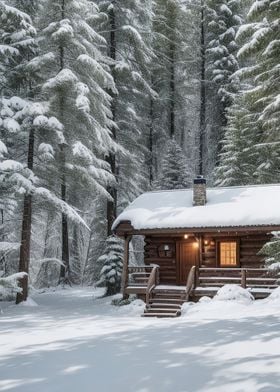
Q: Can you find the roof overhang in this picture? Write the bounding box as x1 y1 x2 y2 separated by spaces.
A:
114 220 280 238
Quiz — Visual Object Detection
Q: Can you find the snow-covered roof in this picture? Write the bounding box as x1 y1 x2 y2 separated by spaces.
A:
113 184 280 232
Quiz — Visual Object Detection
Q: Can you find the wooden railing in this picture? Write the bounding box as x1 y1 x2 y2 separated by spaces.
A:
145 265 159 305
185 266 196 301
125 265 159 304
198 267 279 289
128 266 155 274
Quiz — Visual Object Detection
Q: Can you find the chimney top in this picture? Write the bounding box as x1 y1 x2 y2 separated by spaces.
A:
193 175 206 185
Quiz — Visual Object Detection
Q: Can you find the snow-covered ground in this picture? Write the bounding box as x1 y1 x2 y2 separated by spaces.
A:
1 287 280 392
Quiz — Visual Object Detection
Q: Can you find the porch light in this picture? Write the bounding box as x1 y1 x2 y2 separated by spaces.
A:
204 240 209 245
163 244 170 251
184 234 189 239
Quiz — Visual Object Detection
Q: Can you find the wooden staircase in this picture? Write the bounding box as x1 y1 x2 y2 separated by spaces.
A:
142 287 186 318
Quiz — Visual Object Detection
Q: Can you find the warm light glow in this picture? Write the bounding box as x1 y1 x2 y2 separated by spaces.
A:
220 242 237 266
204 240 208 245
193 242 199 248
184 234 189 239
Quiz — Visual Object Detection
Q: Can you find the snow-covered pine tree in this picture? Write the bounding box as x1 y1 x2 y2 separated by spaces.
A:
259 232 280 273
204 0 243 174
154 137 191 190
99 0 155 213
97 235 124 296
206 0 242 109
235 0 280 184
0 1 91 300
214 93 259 186
33 0 118 282
0 2 39 302
152 0 198 181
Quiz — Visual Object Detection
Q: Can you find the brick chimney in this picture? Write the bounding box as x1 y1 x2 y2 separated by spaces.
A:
193 176 206 206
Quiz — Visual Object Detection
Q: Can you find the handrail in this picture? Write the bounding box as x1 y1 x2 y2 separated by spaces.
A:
145 265 159 305
128 266 154 273
199 267 271 273
185 266 196 301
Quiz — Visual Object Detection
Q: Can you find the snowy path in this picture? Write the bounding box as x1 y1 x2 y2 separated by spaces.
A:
0 287 280 392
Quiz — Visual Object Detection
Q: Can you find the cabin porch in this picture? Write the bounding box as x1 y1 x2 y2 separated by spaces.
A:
123 265 279 317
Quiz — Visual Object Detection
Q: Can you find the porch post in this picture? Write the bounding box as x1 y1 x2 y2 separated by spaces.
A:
121 235 131 298
197 234 203 286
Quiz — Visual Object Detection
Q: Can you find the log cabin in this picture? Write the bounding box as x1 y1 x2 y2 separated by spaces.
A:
113 177 280 317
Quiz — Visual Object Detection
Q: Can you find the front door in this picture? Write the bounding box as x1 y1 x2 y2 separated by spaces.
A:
177 241 198 285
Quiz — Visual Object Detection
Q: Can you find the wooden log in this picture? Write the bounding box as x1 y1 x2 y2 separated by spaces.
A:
241 269 247 288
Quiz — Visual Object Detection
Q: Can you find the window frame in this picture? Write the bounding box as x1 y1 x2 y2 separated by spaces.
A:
216 239 240 267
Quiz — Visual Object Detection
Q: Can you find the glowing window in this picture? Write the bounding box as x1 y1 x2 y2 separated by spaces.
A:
219 242 237 266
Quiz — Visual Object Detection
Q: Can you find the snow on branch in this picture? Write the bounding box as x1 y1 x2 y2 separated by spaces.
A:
0 272 27 300
34 187 89 229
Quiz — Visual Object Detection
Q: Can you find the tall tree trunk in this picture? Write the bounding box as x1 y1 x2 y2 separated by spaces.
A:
149 96 154 185
59 143 70 282
170 41 175 138
58 0 70 282
106 3 117 236
16 129 35 304
199 1 206 176
0 209 6 274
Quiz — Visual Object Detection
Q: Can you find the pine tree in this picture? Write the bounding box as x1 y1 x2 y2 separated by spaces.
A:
235 0 280 183
33 0 118 282
99 0 155 214
214 94 258 186
152 0 199 179
259 231 280 273
204 0 243 174
154 138 192 190
206 0 242 109
97 235 123 296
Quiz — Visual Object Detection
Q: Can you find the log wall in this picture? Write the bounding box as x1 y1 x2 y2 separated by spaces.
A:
144 232 270 284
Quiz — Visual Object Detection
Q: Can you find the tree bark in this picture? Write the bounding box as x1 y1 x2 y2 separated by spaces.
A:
170 41 175 138
16 129 35 304
149 96 154 185
58 0 70 283
106 2 117 236
59 144 70 282
199 1 206 176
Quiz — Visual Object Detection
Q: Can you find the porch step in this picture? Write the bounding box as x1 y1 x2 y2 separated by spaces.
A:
145 307 180 313
149 302 182 309
153 293 185 299
143 287 186 317
150 298 185 305
142 311 181 318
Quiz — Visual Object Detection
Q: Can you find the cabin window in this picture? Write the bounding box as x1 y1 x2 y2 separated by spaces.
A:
219 241 237 266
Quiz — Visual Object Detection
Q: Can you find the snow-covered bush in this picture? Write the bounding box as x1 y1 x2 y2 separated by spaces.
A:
97 236 124 296
214 284 254 303
267 287 280 302
116 298 146 316
0 272 26 301
111 294 137 306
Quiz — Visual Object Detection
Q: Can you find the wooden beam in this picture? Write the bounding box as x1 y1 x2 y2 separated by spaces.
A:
114 221 280 237
121 236 131 298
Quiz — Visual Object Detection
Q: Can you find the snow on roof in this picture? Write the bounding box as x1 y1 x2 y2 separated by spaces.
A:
113 184 280 231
